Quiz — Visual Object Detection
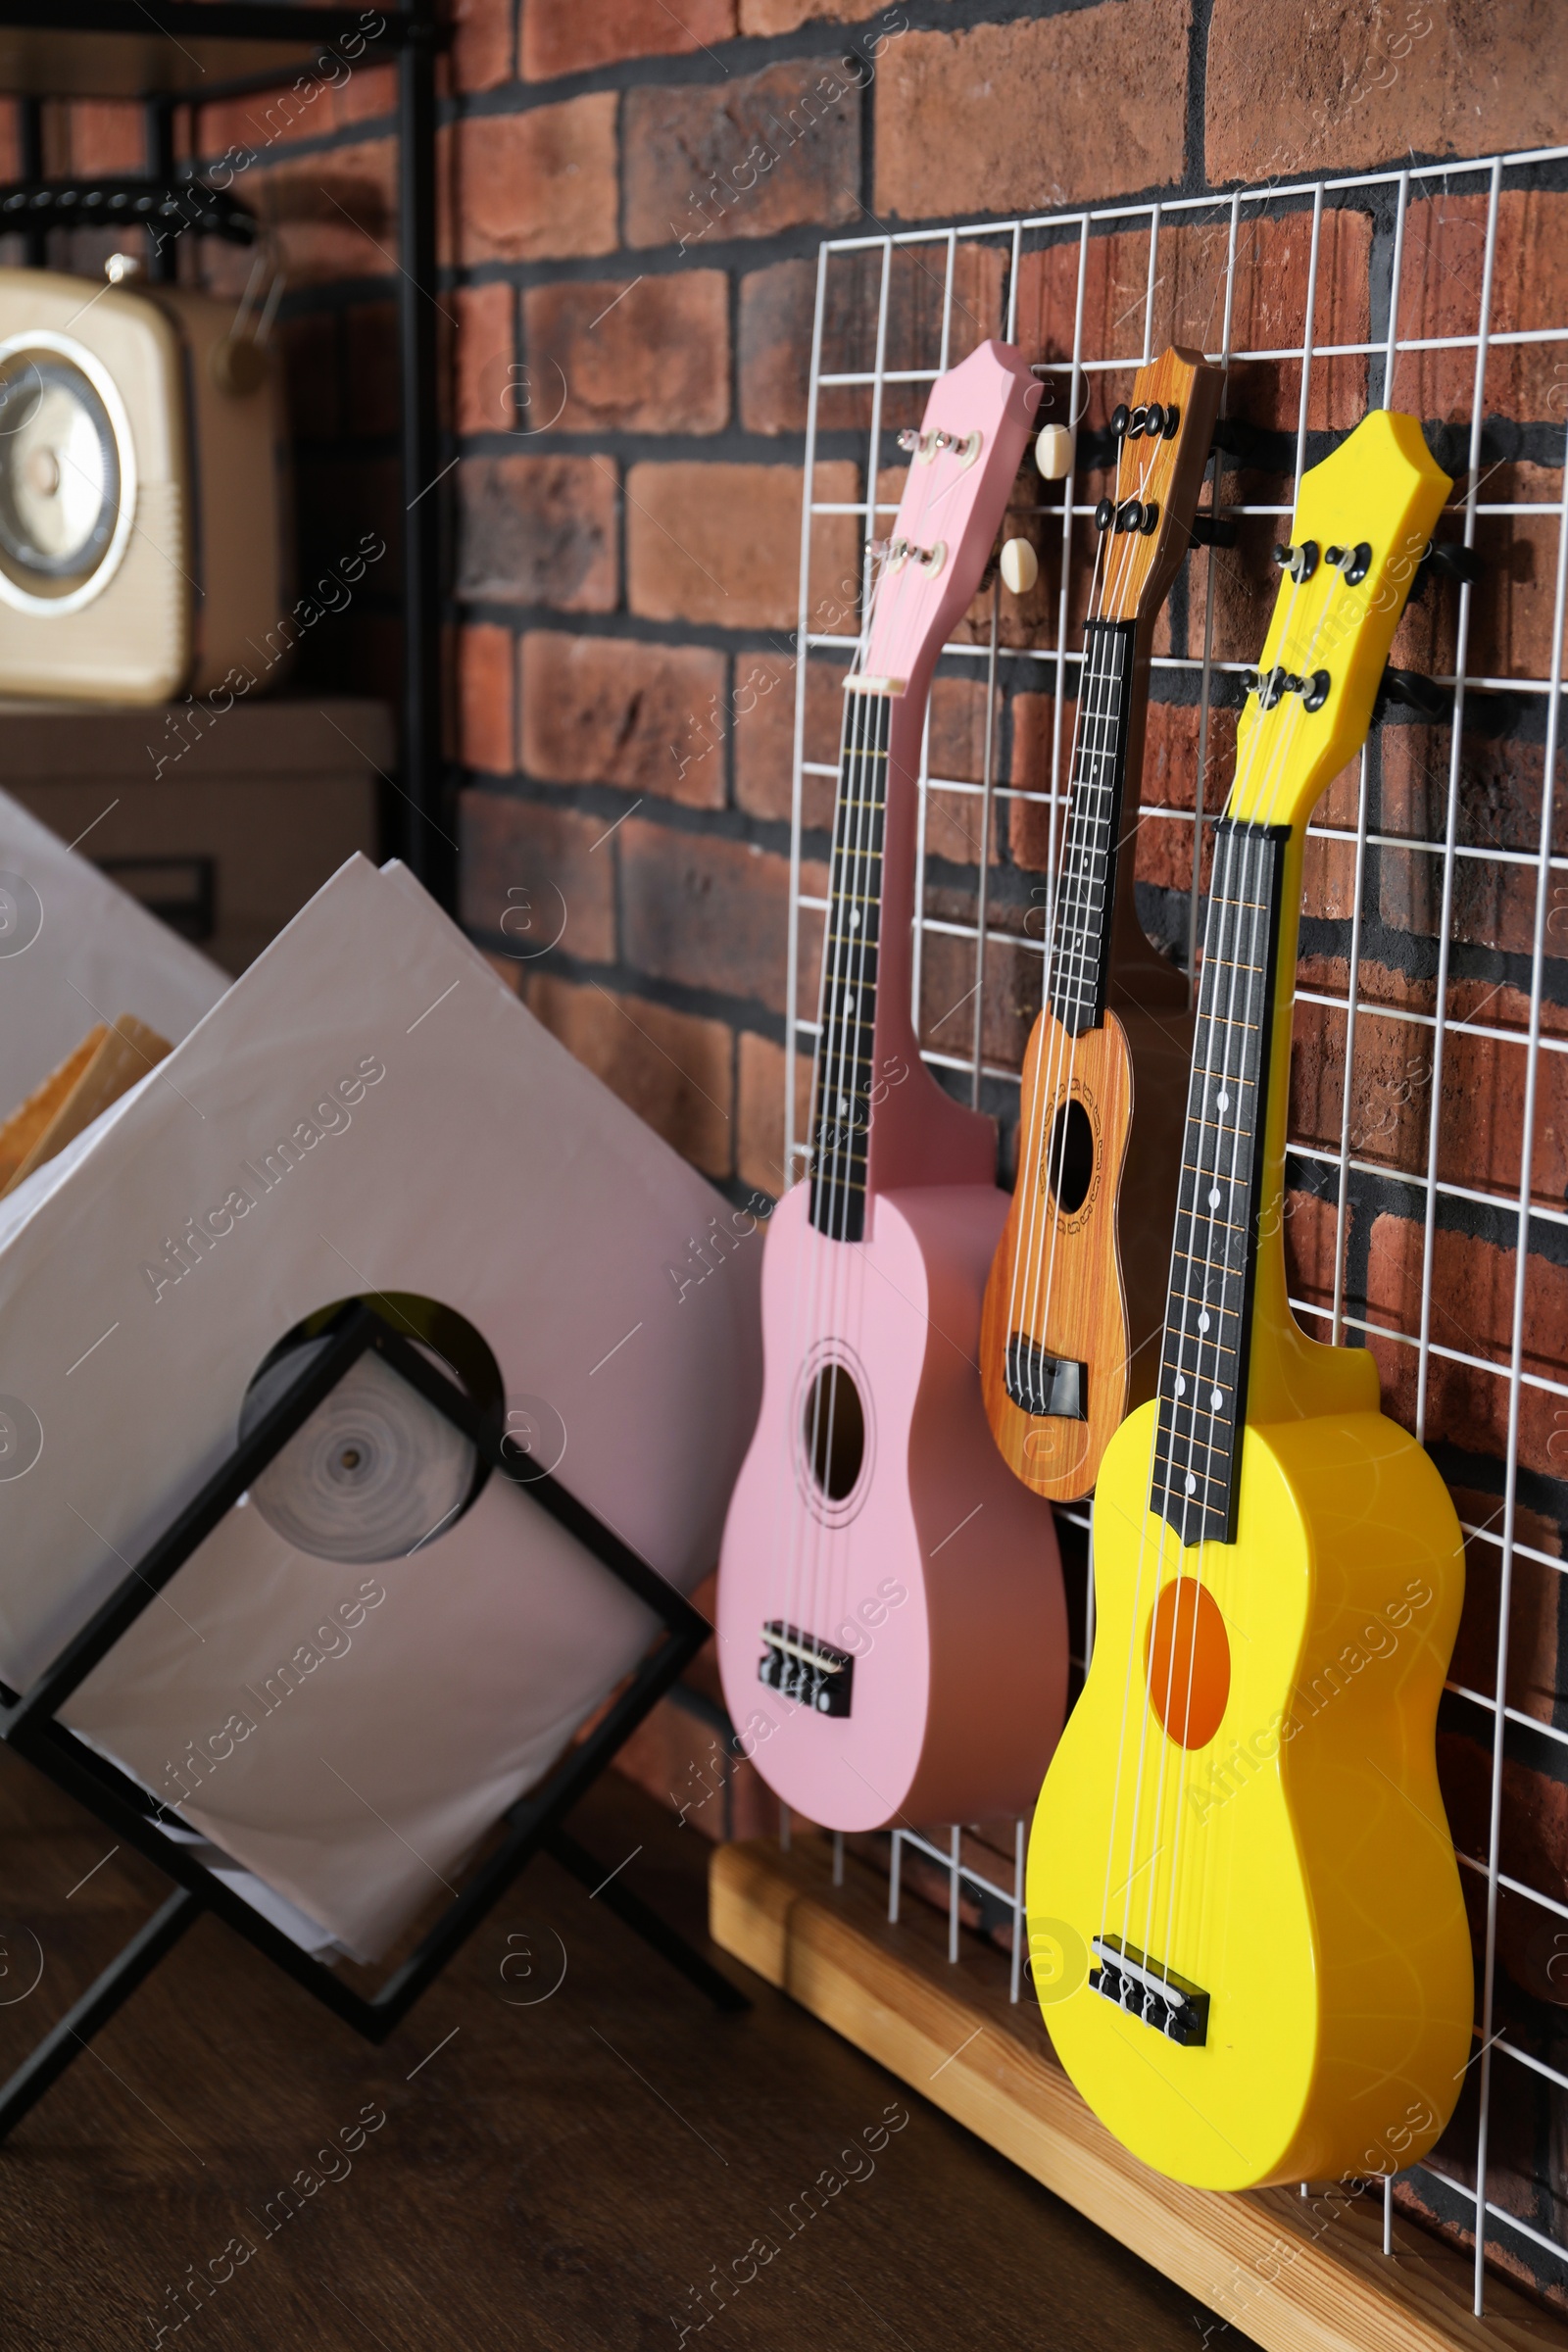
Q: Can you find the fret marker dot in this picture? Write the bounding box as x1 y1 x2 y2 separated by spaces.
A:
1216 1090 1230 1109
1198 1311 1210 1333
849 910 860 929
1184 1473 1198 1495
1175 1375 1187 1397
1210 1386 1223 1409
838 1096 850 1116
1207 1185 1222 1207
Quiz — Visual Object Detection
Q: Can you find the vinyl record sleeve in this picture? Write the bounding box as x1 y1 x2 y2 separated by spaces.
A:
0 786 227 1108
0 855 761 1956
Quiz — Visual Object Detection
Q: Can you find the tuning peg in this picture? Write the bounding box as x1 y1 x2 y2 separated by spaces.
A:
1273 540 1320 583
1000 538 1039 595
1120 401 1178 440
1323 541 1371 586
1244 664 1331 711
1035 422 1074 480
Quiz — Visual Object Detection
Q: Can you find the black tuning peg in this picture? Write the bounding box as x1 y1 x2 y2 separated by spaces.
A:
1324 541 1372 585
1114 497 1158 534
1273 539 1320 582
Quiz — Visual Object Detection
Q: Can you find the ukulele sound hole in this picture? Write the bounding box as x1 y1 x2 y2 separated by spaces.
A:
803 1363 865 1502
1046 1098 1095 1214
1145 1577 1231 1750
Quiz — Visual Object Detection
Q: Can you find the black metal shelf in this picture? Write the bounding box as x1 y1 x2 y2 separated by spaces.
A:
0 0 449 905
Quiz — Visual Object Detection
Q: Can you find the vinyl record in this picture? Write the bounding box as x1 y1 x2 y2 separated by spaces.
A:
240 1340 480 1566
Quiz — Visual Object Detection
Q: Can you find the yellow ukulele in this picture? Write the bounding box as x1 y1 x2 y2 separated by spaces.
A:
982 347 1220 1501
1026 410 1473 2191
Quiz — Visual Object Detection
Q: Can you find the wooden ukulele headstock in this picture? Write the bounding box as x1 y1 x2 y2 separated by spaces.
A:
1097 347 1222 626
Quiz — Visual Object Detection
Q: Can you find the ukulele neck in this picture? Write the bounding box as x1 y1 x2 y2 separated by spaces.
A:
808 682 893 1243
1145 403 1458 1546
807 670 995 1239
1047 618 1139 1035
1047 611 1185 1027
1150 816 1293 1545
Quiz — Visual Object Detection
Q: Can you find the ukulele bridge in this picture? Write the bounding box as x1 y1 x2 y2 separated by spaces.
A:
1091 1934 1209 2047
759 1622 856 1717
1004 1332 1088 1421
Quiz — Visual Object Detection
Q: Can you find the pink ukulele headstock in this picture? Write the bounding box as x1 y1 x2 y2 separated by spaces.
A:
860 340 1042 694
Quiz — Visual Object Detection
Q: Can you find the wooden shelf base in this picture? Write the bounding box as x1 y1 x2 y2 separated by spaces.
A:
710 1837 1559 2352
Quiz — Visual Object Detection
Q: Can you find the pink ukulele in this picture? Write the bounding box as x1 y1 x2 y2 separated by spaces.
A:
716 341 1068 1831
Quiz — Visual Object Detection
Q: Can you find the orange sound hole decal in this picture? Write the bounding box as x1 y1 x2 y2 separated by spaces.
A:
1145 1578 1230 1749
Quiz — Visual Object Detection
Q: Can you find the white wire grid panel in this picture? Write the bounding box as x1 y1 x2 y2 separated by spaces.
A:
781 148 1568 2321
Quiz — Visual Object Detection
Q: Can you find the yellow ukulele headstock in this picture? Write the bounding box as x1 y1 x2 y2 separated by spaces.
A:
1099 346 1223 625
1228 410 1451 832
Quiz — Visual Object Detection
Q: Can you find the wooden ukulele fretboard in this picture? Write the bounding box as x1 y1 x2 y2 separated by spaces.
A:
1048 619 1138 1038
1151 818 1290 1546
808 685 891 1243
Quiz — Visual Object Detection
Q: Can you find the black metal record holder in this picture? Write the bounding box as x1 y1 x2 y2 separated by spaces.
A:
0 1299 744 2145
0 0 450 904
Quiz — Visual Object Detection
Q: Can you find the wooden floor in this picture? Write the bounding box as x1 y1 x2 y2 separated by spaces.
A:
0 1745 1257 2352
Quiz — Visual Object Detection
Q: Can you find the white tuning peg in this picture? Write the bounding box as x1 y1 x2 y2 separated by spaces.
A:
999 537 1039 596
1035 422 1075 480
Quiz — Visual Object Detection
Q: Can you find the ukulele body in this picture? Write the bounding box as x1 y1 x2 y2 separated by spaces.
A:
1028 1369 1472 2190
982 997 1191 1501
716 1175 1068 1831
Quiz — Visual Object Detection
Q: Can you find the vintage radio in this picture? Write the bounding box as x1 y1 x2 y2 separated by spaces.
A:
0 264 287 704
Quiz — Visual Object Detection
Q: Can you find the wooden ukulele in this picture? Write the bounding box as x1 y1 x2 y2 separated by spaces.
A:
981 347 1221 1504
715 341 1068 1833
1026 410 1472 2189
